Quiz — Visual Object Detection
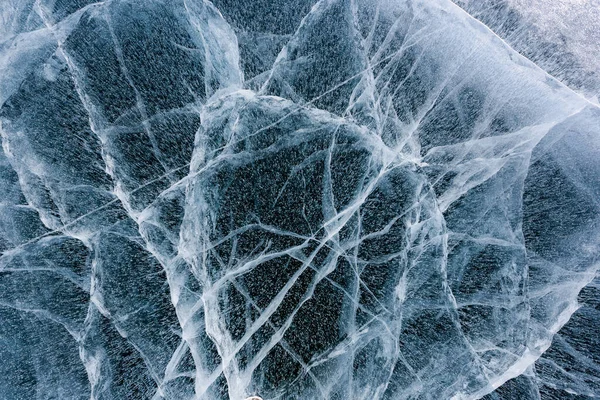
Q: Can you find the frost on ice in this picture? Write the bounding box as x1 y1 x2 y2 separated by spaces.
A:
0 0 599 399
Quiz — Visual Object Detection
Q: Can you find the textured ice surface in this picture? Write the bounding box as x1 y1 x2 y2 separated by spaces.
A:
0 0 599 399
452 0 600 100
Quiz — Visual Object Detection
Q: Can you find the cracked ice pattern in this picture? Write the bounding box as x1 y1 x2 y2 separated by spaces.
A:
0 0 599 399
